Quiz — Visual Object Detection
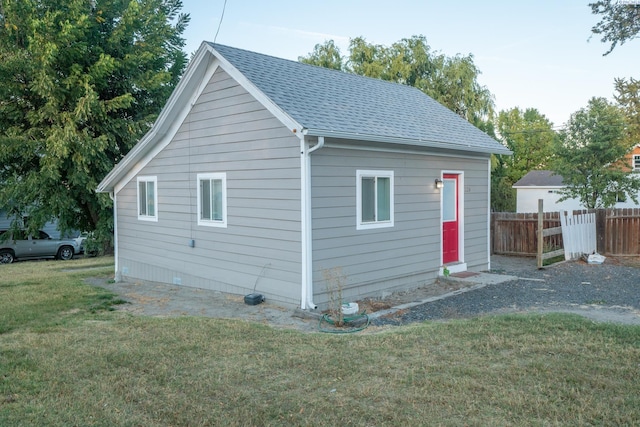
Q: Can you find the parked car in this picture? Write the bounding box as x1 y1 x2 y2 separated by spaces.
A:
60 230 87 255
0 229 81 264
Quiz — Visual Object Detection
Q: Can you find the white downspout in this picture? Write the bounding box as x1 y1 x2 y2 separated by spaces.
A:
487 158 492 272
300 136 324 310
109 191 120 281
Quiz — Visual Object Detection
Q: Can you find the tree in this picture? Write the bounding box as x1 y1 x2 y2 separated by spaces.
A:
552 97 639 209
298 39 343 70
491 108 557 211
427 53 494 124
590 0 640 55
497 108 556 181
300 35 495 123
614 77 640 143
0 0 189 247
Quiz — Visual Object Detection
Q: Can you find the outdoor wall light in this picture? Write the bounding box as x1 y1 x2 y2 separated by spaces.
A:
435 178 444 189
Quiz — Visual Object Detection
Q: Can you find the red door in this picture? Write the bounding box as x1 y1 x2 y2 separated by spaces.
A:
442 174 459 264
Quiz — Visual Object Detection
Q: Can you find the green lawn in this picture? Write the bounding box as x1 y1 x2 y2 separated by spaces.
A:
1 258 639 426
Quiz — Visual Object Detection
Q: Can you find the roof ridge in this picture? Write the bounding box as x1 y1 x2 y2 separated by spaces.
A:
207 42 425 94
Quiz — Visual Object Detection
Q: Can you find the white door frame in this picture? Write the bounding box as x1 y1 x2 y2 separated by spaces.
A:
439 170 467 275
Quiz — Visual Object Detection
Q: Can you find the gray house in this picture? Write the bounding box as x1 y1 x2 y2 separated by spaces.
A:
97 42 510 309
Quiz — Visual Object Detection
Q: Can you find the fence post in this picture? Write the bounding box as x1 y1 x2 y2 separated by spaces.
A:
537 199 543 269
490 212 495 255
596 209 605 254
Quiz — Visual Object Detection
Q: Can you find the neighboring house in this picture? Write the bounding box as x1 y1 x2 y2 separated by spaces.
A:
513 166 640 213
620 144 640 173
0 210 60 238
97 43 511 309
512 171 577 213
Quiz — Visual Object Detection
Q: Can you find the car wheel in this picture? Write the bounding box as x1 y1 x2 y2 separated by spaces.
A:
57 246 74 261
0 250 14 264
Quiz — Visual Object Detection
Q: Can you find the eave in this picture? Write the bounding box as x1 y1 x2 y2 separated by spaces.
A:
302 128 512 156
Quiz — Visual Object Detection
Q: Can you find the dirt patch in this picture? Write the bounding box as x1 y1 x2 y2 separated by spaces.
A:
355 279 469 315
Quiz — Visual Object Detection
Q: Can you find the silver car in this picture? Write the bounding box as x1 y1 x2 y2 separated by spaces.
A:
0 229 80 264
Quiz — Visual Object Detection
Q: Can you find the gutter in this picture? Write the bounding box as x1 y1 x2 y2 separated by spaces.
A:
300 136 324 310
302 128 512 156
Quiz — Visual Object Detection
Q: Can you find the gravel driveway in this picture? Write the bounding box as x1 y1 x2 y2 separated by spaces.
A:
372 255 640 327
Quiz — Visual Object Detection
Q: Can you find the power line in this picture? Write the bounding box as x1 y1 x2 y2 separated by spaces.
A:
213 0 228 43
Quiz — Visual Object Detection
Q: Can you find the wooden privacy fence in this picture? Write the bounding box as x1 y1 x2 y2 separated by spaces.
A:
605 208 640 255
492 211 562 256
492 208 640 257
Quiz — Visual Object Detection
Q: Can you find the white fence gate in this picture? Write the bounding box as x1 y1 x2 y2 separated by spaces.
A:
559 210 597 260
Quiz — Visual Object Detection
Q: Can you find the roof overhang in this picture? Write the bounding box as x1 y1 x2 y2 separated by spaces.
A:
302 128 512 156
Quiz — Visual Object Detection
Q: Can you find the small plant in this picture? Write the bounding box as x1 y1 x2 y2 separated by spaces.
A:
442 265 450 277
323 267 346 327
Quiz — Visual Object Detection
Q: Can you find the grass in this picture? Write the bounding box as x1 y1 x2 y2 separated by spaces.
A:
1 258 640 426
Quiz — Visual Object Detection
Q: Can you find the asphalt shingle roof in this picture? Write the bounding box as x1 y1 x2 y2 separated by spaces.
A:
209 43 510 155
513 170 565 187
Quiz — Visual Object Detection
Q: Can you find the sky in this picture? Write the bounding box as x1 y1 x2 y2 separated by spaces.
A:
180 0 639 128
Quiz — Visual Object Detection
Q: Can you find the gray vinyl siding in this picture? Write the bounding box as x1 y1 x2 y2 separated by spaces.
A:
115 68 302 306
310 147 490 306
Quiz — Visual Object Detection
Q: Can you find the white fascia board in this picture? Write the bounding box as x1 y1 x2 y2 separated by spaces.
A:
206 44 303 138
97 42 217 194
303 128 512 156
321 140 493 160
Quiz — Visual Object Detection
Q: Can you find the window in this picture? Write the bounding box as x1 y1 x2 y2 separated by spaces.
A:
356 170 394 230
137 176 158 221
634 155 640 171
197 173 227 227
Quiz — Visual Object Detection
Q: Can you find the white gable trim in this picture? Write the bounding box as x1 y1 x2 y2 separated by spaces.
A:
98 43 214 193
98 42 305 194
113 60 219 194
206 44 303 136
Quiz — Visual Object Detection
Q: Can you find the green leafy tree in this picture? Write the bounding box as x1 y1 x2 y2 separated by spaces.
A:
590 0 640 55
0 0 189 247
427 53 494 123
552 97 639 209
497 108 556 182
615 77 640 145
490 108 557 211
301 35 495 123
298 39 343 70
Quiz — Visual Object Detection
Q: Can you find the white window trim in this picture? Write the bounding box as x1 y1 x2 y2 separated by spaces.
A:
356 170 394 230
633 154 640 171
197 172 227 228
137 176 158 222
